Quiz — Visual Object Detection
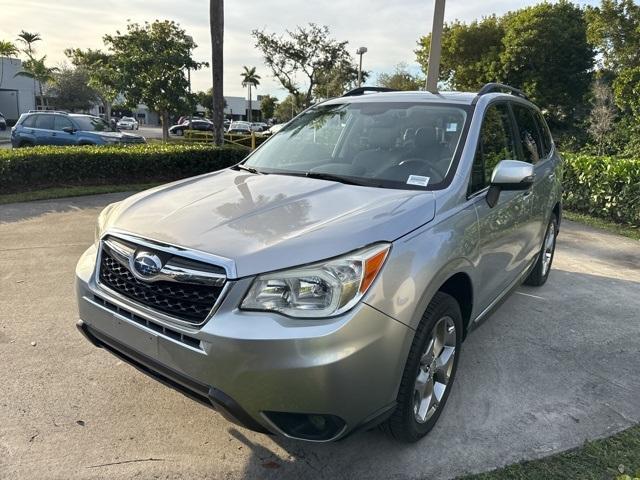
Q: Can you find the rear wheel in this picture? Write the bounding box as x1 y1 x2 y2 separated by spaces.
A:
524 214 558 287
383 292 462 442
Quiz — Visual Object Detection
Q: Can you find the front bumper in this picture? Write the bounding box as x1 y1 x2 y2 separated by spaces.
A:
76 245 413 441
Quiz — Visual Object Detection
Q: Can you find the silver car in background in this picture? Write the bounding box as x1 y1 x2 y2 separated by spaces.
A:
76 83 562 442
116 116 139 130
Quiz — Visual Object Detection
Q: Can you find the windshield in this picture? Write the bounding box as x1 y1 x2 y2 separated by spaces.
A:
73 116 115 132
244 102 469 190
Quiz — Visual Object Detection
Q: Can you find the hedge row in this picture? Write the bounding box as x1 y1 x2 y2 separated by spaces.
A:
563 153 640 227
0 143 250 194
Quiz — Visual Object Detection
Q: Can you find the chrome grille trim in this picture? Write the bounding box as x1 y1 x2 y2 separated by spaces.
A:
95 233 230 328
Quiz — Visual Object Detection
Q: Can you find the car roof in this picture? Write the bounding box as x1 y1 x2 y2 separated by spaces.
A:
321 90 533 107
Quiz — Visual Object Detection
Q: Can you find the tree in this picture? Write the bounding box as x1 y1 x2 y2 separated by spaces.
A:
500 2 594 127
587 0 640 119
313 60 364 99
588 79 617 154
65 48 119 121
274 94 301 122
49 67 98 112
104 21 206 141
210 0 225 145
16 31 41 56
253 23 355 109
15 56 58 108
259 94 277 120
240 66 260 122
0 40 19 88
378 63 424 91
416 16 504 90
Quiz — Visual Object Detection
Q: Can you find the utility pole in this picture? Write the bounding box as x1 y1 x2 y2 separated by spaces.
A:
356 47 368 88
426 0 446 93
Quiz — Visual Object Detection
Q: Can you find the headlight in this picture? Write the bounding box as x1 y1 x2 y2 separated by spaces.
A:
240 244 390 319
95 202 120 243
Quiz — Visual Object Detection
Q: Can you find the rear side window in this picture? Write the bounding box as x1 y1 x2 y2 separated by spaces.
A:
55 116 74 131
21 115 37 128
512 104 543 164
535 111 553 157
469 103 518 194
34 115 55 130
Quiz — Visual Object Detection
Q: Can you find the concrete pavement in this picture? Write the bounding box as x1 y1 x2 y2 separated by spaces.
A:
1 193 639 480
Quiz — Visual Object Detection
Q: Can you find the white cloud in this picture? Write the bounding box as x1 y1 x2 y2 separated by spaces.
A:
0 0 599 100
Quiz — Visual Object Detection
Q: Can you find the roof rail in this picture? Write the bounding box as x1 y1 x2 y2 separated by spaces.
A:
475 83 528 101
342 87 397 97
27 110 69 115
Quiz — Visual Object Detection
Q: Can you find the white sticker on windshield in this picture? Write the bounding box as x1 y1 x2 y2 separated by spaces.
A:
446 123 458 132
407 175 430 187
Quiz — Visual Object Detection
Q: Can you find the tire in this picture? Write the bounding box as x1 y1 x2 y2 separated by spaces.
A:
382 292 463 442
524 214 558 287
18 141 34 148
175 129 183 136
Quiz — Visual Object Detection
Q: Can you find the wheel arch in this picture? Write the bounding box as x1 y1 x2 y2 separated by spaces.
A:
436 272 474 339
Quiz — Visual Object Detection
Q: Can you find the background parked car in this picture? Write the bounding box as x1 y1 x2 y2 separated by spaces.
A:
11 112 146 147
169 119 214 136
227 122 252 135
250 122 268 132
0 112 7 131
265 123 285 136
116 116 139 130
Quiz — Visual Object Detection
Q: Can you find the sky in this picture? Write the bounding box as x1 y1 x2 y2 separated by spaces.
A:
0 0 599 100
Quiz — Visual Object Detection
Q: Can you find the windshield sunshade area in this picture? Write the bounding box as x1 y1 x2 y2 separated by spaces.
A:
244 102 470 190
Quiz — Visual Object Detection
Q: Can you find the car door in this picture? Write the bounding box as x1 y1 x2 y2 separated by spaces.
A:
53 115 77 145
511 103 552 264
33 114 56 145
469 102 531 312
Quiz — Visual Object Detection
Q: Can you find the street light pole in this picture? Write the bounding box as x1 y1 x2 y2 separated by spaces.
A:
356 47 368 88
426 0 446 93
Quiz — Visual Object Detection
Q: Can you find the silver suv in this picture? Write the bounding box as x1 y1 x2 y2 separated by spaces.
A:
76 83 562 442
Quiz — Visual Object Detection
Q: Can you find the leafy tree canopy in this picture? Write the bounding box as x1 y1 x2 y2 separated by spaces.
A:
259 94 278 120
253 23 355 107
50 67 98 112
103 20 207 139
416 2 594 126
377 63 424 91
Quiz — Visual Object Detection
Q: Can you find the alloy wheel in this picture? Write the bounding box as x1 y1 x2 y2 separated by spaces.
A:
542 222 556 276
413 316 457 424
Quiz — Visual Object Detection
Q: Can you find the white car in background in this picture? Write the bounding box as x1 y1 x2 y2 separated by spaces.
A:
117 117 139 130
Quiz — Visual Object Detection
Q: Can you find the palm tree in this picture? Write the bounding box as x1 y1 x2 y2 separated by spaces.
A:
16 31 42 57
0 40 19 88
15 56 58 108
210 0 224 145
241 66 261 122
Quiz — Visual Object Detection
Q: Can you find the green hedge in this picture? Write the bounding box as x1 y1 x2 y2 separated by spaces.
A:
0 143 249 194
563 153 640 227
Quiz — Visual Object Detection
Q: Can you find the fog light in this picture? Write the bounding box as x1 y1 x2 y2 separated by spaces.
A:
264 411 346 441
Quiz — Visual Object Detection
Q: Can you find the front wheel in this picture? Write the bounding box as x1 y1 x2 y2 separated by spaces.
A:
383 292 462 442
524 214 558 287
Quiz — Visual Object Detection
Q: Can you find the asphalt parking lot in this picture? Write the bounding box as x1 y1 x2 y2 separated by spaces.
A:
1 193 639 480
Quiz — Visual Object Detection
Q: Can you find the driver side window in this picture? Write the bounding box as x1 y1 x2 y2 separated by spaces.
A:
469 103 517 194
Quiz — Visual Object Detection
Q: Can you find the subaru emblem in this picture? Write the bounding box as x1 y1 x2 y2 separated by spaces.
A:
133 251 163 277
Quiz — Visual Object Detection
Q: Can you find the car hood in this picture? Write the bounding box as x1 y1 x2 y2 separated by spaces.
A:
106 169 436 278
95 131 143 140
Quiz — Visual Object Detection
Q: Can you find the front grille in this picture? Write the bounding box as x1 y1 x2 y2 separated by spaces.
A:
99 244 225 325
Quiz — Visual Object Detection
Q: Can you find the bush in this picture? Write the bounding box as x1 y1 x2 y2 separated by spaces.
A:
0 143 249 194
563 153 640 227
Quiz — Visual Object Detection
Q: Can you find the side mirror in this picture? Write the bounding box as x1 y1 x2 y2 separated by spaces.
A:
486 160 535 208
62 127 76 134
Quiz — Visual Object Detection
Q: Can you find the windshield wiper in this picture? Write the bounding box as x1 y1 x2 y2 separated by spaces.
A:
233 164 264 174
303 171 381 187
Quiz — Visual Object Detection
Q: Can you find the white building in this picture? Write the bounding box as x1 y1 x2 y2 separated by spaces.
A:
0 57 36 123
224 96 263 121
